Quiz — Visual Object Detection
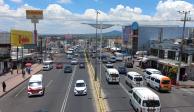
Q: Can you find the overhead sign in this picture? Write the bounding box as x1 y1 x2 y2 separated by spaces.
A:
11 30 33 46
26 10 43 19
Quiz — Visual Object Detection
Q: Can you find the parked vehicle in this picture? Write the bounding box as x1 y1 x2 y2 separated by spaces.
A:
125 71 144 88
27 74 45 97
147 74 171 92
129 87 161 112
105 68 120 84
74 80 87 95
143 68 162 82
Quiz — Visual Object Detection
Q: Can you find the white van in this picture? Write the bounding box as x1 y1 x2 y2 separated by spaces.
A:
143 68 161 82
147 74 172 92
106 68 120 84
126 72 143 88
27 74 45 97
129 87 161 112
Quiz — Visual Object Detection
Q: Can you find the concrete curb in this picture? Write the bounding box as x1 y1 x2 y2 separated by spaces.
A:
0 68 42 98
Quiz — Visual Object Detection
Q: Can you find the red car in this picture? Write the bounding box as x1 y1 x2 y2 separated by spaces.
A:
56 63 63 69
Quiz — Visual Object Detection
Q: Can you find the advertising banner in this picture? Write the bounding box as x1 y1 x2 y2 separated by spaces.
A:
11 30 33 46
26 10 43 19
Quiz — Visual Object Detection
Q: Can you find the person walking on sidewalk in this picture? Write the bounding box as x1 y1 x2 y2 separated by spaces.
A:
2 81 6 92
10 68 13 74
22 69 25 78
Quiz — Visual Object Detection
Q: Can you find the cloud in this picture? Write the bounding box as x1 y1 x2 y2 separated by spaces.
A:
10 0 22 3
0 0 194 34
57 0 71 4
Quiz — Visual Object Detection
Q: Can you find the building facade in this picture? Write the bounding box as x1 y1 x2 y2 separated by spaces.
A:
122 22 191 55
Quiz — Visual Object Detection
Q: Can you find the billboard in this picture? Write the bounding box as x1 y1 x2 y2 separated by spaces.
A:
11 30 33 46
26 10 43 19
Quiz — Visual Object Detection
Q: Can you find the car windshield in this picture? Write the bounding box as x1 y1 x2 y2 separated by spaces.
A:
76 83 85 87
152 71 161 74
134 77 143 81
110 74 119 77
29 82 42 87
142 100 160 107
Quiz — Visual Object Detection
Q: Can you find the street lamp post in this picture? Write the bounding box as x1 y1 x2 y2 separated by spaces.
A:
95 11 100 81
177 11 190 84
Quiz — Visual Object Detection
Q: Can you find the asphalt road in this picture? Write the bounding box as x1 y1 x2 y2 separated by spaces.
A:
90 54 194 112
0 53 96 112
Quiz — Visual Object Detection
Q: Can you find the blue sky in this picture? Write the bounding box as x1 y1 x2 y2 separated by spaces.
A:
1 0 194 34
5 0 194 15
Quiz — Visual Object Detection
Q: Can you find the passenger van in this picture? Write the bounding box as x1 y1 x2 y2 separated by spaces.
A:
143 68 162 82
125 72 144 88
147 74 171 92
106 68 120 84
27 74 45 97
129 87 161 112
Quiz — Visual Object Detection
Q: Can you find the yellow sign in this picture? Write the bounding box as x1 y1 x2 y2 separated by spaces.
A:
26 10 43 19
11 30 33 46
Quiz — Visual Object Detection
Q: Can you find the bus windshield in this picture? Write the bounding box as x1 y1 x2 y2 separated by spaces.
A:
142 100 160 107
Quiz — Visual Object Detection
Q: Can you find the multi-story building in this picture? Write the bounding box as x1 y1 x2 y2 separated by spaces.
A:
122 22 191 55
0 32 11 74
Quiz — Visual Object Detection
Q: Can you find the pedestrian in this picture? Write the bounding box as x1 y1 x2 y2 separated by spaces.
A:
10 68 13 74
2 81 6 92
22 69 25 78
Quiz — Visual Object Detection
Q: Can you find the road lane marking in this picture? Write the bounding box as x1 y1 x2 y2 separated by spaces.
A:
120 83 131 96
60 66 77 112
15 87 26 98
46 80 53 88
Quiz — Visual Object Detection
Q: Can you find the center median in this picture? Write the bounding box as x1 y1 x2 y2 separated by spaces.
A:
84 52 108 112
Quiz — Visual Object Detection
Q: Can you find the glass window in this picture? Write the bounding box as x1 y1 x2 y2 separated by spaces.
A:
76 83 85 87
134 77 143 81
29 82 42 87
162 80 170 84
155 79 160 83
151 77 155 81
142 100 160 107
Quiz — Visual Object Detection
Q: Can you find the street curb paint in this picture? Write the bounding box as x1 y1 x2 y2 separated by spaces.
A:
84 51 107 112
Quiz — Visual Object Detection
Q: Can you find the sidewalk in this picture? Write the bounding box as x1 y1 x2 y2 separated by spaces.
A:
0 63 43 98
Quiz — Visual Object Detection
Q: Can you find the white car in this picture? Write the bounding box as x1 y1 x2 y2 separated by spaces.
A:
106 62 114 68
42 64 53 71
74 80 87 96
71 58 78 65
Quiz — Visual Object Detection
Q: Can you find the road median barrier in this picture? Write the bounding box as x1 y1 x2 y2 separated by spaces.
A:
84 52 107 112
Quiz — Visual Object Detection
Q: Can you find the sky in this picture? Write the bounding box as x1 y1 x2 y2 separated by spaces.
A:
0 0 194 34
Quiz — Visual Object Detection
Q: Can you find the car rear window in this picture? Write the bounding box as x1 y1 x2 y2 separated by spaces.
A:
162 80 170 84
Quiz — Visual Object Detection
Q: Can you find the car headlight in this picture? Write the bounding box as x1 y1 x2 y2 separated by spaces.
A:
74 89 78 93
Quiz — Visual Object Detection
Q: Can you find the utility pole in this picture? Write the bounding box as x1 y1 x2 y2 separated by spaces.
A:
95 10 100 81
177 11 190 84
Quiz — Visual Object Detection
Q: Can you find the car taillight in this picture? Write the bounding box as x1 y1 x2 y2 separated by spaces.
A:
28 87 32 91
